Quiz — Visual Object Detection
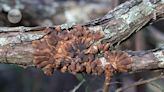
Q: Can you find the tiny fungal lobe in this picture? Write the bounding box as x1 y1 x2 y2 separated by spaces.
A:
104 51 132 72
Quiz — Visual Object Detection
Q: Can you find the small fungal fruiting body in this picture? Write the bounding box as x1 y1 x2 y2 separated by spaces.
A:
104 51 132 73
102 51 132 91
32 25 106 76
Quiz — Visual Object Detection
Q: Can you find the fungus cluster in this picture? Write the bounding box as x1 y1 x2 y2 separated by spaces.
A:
32 25 132 77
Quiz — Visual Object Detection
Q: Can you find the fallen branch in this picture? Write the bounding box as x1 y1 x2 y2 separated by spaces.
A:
0 0 164 92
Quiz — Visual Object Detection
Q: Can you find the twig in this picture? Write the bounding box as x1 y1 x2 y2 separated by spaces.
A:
116 74 164 92
70 79 86 92
149 82 164 92
103 77 111 92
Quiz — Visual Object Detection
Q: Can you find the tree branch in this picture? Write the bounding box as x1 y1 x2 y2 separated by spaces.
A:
0 0 163 80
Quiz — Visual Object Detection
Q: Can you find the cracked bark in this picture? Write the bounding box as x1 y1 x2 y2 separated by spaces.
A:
0 0 164 73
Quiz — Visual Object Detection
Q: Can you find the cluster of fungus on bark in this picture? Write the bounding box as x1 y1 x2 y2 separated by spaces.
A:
32 25 106 76
32 25 132 78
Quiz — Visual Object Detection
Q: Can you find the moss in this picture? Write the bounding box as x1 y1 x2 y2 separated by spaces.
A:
141 1 155 16
154 51 164 68
104 28 117 38
60 22 76 30
162 0 164 3
0 38 8 46
119 1 154 24
0 32 45 46
154 51 164 62
19 33 45 42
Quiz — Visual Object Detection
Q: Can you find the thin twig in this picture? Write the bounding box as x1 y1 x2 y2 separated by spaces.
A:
109 81 123 85
103 77 111 92
149 82 164 92
116 74 164 92
70 79 86 92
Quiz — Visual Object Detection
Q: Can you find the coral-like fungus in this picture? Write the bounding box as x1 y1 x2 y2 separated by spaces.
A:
104 51 132 72
32 25 107 76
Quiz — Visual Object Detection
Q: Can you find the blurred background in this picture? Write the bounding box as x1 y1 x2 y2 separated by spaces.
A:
0 0 164 92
